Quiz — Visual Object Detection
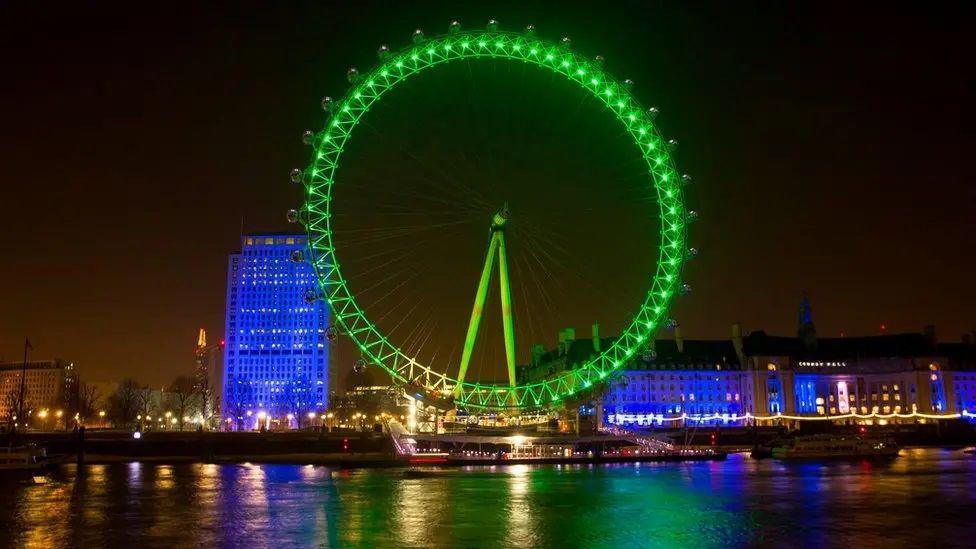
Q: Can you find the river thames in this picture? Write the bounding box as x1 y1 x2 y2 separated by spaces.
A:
2 449 975 547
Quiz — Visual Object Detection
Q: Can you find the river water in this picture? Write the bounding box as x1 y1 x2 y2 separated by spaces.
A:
1 449 974 548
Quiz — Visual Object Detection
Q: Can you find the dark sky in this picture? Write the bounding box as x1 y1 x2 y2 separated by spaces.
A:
1 1 973 387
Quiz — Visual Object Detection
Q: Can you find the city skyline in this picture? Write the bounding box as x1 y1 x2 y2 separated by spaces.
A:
1 2 973 386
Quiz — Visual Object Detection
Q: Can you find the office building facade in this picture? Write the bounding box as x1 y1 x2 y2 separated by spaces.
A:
0 359 76 423
221 233 329 429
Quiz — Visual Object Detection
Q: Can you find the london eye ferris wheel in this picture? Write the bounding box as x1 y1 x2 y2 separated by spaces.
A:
288 20 696 412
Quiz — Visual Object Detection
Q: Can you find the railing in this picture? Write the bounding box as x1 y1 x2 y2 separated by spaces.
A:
599 424 675 451
386 420 416 456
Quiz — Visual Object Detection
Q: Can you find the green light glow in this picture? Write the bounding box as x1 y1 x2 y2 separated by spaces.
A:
302 29 689 411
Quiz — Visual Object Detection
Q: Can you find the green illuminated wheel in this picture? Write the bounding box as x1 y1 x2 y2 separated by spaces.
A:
298 24 691 411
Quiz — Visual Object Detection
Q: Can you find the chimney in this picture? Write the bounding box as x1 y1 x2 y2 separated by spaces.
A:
732 323 743 358
558 327 576 354
531 344 546 366
592 323 601 353
675 325 684 354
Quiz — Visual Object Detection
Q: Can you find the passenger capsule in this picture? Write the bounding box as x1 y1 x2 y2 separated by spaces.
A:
290 249 305 263
486 19 499 31
686 210 698 222
325 325 339 341
321 96 333 111
594 55 605 65
286 209 299 223
449 20 461 34
346 67 360 84
681 173 693 185
524 24 536 35
687 247 699 259
560 36 571 47
648 106 659 119
289 168 304 184
303 288 318 303
623 79 634 89
302 130 315 145
667 138 679 150
680 283 692 295
412 29 425 43
666 318 679 330
353 358 367 374
377 44 390 59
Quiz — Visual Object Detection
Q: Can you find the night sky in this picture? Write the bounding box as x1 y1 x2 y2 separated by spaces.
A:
1 1 973 387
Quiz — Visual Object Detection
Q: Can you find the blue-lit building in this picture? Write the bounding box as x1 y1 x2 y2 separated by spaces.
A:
520 300 976 428
602 334 747 426
221 233 329 429
602 325 975 428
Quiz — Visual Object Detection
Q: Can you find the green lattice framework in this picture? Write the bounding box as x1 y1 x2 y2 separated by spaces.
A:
300 28 690 411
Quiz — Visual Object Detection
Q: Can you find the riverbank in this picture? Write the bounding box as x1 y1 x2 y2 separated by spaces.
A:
6 422 975 468
5 449 976 547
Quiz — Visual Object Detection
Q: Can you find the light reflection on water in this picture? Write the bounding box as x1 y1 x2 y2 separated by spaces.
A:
2 449 976 547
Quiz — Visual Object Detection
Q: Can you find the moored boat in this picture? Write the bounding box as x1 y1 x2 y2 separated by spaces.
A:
771 435 899 460
0 446 49 472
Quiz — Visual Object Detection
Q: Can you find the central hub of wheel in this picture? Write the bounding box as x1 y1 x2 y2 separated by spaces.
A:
491 202 510 231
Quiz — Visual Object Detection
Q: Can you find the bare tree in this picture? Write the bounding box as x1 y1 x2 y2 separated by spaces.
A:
2 388 20 428
78 382 101 423
108 379 139 428
275 376 313 428
167 376 197 431
225 381 253 430
136 385 157 428
194 374 214 429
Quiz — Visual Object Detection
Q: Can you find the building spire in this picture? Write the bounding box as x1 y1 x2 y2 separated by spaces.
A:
797 296 817 351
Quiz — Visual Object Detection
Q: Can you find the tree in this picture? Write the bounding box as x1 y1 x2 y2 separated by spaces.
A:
136 385 157 428
224 380 253 431
77 382 101 424
275 376 313 428
167 376 197 431
108 379 139 428
2 387 20 428
194 373 215 429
